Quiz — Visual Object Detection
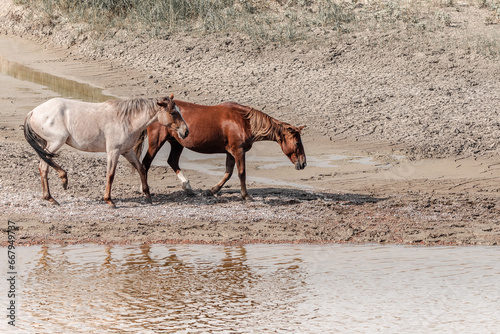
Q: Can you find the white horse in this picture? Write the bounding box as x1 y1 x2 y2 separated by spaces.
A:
24 93 188 208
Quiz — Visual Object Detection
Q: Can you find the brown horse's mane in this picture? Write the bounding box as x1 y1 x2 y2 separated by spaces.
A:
107 97 161 124
241 106 294 143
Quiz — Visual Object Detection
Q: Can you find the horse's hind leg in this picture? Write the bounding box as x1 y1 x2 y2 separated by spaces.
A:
56 166 68 190
123 151 152 204
168 141 193 196
48 159 68 190
209 153 235 196
38 140 67 204
234 151 251 201
45 139 68 189
39 160 59 205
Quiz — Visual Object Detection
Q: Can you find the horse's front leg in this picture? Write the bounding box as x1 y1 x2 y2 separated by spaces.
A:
142 124 170 172
104 149 120 208
140 125 170 194
234 151 252 201
168 141 193 196
209 153 235 196
123 151 152 204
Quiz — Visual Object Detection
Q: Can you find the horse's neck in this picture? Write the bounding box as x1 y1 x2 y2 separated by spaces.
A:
130 107 158 132
250 112 282 144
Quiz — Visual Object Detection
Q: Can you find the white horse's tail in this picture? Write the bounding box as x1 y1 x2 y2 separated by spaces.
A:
24 113 58 168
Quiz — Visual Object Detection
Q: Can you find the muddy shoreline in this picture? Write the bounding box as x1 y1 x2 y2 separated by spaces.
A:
1 0 500 246
2 138 499 247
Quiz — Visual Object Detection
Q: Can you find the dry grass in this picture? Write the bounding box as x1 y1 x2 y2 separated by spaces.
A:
13 0 500 55
15 0 354 41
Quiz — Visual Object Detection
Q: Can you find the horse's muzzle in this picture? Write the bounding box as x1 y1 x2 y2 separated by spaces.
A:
295 160 307 170
178 127 189 139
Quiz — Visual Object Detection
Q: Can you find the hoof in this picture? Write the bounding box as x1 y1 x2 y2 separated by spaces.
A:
62 179 68 190
185 189 195 197
182 181 194 195
242 195 253 202
202 189 214 197
108 203 117 209
145 197 153 205
48 198 60 206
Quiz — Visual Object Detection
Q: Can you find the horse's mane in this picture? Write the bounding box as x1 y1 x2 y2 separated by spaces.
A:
240 106 292 142
107 97 160 123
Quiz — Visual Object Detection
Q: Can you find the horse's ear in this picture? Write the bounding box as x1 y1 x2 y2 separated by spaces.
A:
289 125 306 134
170 93 174 100
157 96 170 106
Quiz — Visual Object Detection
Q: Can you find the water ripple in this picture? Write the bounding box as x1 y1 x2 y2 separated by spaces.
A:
1 244 499 333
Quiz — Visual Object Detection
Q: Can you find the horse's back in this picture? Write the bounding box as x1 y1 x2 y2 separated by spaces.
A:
175 100 251 129
172 100 251 153
30 98 111 151
32 98 100 117
32 97 67 114
175 100 249 122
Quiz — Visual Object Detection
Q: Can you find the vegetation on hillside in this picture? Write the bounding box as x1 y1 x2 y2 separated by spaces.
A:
14 0 500 52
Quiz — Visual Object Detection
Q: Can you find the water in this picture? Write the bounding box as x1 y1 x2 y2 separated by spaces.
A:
0 56 114 102
150 143 401 190
1 244 499 333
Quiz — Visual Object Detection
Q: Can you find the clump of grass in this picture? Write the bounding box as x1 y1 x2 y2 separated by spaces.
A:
476 35 500 57
481 0 500 24
315 0 355 30
436 11 452 26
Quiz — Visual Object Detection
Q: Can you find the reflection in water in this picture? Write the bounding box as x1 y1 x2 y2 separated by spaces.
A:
1 244 500 333
0 56 114 102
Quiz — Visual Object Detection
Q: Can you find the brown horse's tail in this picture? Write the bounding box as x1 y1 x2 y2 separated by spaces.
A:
24 113 58 169
133 129 147 159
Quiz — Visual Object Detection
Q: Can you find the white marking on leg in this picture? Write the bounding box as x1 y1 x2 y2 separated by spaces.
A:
176 171 192 191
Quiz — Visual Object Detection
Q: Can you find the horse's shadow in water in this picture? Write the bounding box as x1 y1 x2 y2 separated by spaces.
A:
145 187 387 207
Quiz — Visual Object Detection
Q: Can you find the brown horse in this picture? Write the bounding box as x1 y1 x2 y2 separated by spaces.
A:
135 100 306 200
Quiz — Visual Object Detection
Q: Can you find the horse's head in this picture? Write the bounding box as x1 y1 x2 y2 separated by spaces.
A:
280 124 307 170
157 93 189 139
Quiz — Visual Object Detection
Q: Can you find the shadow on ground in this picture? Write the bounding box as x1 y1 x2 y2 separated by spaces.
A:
144 187 388 207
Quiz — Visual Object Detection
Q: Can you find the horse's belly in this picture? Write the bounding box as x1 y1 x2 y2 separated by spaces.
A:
179 138 227 154
66 134 107 152
190 146 227 154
